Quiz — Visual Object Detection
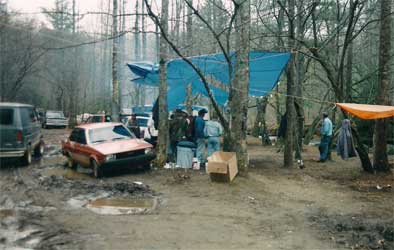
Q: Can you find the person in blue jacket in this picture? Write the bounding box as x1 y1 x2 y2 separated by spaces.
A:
194 109 208 168
318 112 333 162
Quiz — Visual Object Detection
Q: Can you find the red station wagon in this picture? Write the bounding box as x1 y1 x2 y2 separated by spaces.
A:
61 122 155 178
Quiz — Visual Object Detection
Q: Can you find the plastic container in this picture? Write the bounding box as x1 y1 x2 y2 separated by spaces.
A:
176 146 194 169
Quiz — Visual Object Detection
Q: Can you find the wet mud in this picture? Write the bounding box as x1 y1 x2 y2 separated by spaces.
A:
310 210 394 250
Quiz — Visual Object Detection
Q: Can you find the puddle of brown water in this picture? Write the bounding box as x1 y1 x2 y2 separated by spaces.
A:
43 168 91 180
88 198 154 209
0 209 15 219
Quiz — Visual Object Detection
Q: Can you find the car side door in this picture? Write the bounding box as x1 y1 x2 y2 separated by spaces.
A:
68 128 89 166
20 107 35 148
74 129 91 167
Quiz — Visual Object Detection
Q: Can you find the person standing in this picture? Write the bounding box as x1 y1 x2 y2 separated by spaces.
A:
194 109 208 168
127 114 141 138
204 118 223 157
169 110 188 162
318 112 333 162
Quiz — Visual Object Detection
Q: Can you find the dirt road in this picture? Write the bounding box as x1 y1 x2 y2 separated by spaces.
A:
1 129 393 250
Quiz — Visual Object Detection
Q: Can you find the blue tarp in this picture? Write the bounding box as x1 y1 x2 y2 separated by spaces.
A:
127 51 290 111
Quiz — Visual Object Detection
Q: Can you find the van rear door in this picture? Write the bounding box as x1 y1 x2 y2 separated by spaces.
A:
0 108 19 149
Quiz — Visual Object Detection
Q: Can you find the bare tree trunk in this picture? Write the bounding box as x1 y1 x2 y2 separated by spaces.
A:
155 0 169 167
111 0 120 121
186 0 193 56
345 41 353 102
229 0 250 172
373 0 391 172
185 83 193 115
134 0 140 61
284 0 296 168
294 0 305 160
141 0 147 57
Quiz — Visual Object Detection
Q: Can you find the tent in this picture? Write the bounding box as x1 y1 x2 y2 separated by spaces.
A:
337 103 394 120
127 51 291 111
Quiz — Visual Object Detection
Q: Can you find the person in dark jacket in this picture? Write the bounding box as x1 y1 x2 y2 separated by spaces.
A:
169 110 188 162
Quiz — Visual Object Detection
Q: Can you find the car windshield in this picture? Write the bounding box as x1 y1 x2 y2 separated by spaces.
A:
136 118 148 127
88 125 134 144
47 112 64 119
0 109 14 125
91 116 102 123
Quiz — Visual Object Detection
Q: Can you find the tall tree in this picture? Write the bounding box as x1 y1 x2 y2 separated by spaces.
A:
283 0 296 168
155 0 170 167
111 0 120 121
373 0 392 172
229 0 251 171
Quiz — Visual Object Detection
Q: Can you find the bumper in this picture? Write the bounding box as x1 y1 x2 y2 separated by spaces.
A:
46 123 68 127
0 150 25 158
101 152 156 168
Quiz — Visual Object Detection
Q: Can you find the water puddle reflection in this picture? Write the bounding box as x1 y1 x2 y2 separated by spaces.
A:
85 197 157 215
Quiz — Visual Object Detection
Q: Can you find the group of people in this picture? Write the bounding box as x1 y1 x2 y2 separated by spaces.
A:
169 108 223 169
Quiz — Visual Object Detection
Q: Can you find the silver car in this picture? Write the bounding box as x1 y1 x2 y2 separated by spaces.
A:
42 110 68 129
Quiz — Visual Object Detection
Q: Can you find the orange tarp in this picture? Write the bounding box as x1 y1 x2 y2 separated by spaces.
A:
337 103 394 120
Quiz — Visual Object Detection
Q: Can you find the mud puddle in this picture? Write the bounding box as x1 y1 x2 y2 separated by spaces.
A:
86 197 157 215
309 210 394 250
42 167 92 180
0 196 73 250
68 194 158 215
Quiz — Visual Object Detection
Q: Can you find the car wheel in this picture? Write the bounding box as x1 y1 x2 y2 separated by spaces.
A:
21 147 32 166
92 160 103 178
67 157 77 170
34 140 45 157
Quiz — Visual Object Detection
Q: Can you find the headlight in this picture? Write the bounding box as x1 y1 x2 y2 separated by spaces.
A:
106 154 115 161
144 148 152 154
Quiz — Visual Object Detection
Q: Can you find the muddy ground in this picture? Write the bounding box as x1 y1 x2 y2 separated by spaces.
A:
1 129 393 250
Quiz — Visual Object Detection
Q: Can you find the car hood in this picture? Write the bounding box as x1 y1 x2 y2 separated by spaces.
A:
90 139 152 155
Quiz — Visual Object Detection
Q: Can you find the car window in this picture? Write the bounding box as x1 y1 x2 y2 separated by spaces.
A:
46 112 64 119
137 118 148 127
0 108 14 125
91 116 102 123
88 125 134 144
70 129 87 144
70 129 79 142
77 129 87 144
20 108 36 127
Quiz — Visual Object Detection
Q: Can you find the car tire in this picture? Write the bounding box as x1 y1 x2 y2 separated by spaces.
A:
67 157 77 170
34 140 45 157
21 147 32 166
92 160 103 178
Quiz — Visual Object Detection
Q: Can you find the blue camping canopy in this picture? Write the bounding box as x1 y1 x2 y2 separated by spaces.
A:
127 51 290 111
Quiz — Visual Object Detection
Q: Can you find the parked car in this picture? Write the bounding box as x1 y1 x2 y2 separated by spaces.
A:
61 122 155 178
0 102 44 165
83 114 112 124
42 110 68 129
125 116 157 139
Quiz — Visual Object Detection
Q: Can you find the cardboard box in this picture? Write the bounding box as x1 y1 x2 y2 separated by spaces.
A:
206 152 238 182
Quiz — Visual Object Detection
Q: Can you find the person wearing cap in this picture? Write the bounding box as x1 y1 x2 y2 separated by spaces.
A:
194 109 208 169
318 112 333 162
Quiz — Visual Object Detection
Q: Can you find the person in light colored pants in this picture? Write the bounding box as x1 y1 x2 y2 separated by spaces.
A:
196 138 206 165
204 119 223 157
207 136 220 157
